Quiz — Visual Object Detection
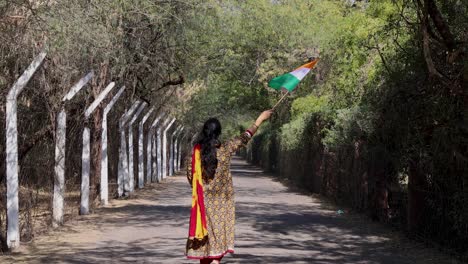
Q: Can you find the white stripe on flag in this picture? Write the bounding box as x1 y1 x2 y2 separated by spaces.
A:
290 67 311 81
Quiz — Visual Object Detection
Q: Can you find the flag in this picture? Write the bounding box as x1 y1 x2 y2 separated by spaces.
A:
188 144 208 241
268 58 319 92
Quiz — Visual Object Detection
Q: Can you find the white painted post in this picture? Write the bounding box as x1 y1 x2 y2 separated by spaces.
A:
169 126 181 176
5 51 46 249
177 127 184 172
138 107 154 188
146 127 154 183
174 137 179 173
127 102 147 193
152 132 158 182
53 110 67 227
178 134 187 171
157 119 168 181
156 120 168 182
80 82 116 215
173 127 184 173
179 129 186 171
117 100 141 196
172 129 178 175
80 127 91 215
146 113 164 183
118 110 128 197
62 71 95 101
53 71 94 227
169 128 176 176
162 118 176 179
101 86 126 205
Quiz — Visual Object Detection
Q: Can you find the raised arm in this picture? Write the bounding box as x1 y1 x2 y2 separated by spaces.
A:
226 109 274 153
246 109 274 137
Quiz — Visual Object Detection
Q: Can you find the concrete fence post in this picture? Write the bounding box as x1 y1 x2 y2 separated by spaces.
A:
170 126 180 176
138 107 154 189
80 82 116 215
178 131 186 172
146 127 154 183
101 86 126 205
152 132 158 182
178 134 187 171
118 110 128 197
174 127 184 173
162 118 176 179
147 113 164 183
5 51 46 249
153 120 165 182
53 71 94 227
177 127 184 172
127 103 147 193
117 100 141 196
170 126 182 176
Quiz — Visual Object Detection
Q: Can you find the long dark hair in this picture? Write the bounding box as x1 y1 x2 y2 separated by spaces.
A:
196 118 222 181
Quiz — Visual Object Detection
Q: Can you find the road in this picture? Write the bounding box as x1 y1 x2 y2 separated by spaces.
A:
3 157 460 263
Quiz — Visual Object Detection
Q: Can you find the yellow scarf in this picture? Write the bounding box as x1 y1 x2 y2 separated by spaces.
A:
188 144 208 240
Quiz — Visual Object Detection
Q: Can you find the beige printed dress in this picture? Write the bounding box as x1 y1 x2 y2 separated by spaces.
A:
186 132 251 259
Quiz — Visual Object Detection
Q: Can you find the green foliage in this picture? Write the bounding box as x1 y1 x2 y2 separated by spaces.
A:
184 0 468 254
280 114 309 151
281 95 332 151
322 106 374 149
290 95 330 118
181 0 348 128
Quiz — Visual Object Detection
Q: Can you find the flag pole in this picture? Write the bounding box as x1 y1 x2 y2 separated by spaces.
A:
272 91 289 110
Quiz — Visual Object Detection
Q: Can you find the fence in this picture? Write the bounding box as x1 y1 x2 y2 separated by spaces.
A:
2 51 188 250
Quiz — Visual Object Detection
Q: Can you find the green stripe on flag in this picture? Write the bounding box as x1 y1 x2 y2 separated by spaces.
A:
268 73 300 92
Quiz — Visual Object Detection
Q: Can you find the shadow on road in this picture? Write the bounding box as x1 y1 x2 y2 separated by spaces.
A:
3 157 459 264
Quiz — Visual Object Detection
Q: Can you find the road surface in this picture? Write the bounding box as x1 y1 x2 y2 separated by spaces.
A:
3 157 459 263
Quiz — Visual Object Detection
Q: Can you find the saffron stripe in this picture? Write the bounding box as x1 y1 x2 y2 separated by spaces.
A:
196 180 207 228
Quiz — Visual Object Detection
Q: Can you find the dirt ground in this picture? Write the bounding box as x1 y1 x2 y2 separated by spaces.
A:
1 157 463 264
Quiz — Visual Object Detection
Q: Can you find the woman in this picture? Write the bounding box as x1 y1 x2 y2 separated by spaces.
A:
186 110 273 264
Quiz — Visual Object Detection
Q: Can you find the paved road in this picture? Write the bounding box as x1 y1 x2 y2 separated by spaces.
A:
4 157 460 263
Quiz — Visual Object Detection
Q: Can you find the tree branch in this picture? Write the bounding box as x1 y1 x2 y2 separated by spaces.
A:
156 75 185 91
18 126 54 161
0 125 54 183
424 0 456 51
415 0 446 80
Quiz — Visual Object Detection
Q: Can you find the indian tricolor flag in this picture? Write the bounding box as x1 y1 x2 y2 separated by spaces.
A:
268 58 319 92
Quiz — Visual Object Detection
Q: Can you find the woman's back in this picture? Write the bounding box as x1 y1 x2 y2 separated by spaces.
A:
185 110 273 263
186 133 251 259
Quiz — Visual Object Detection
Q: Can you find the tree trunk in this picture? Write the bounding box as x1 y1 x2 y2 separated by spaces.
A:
367 147 390 222
91 107 103 206
407 159 427 232
90 62 108 207
424 0 456 51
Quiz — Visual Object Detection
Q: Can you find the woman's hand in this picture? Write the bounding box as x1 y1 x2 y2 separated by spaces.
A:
246 109 274 136
255 109 274 127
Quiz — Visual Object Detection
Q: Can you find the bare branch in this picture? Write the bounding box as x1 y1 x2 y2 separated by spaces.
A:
156 75 185 91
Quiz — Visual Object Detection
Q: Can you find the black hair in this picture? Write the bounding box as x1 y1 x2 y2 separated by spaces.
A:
196 118 222 181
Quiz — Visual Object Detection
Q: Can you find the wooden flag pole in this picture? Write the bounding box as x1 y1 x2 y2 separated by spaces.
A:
272 91 289 110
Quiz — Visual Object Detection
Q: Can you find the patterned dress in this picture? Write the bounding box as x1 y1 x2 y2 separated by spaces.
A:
186 132 251 259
